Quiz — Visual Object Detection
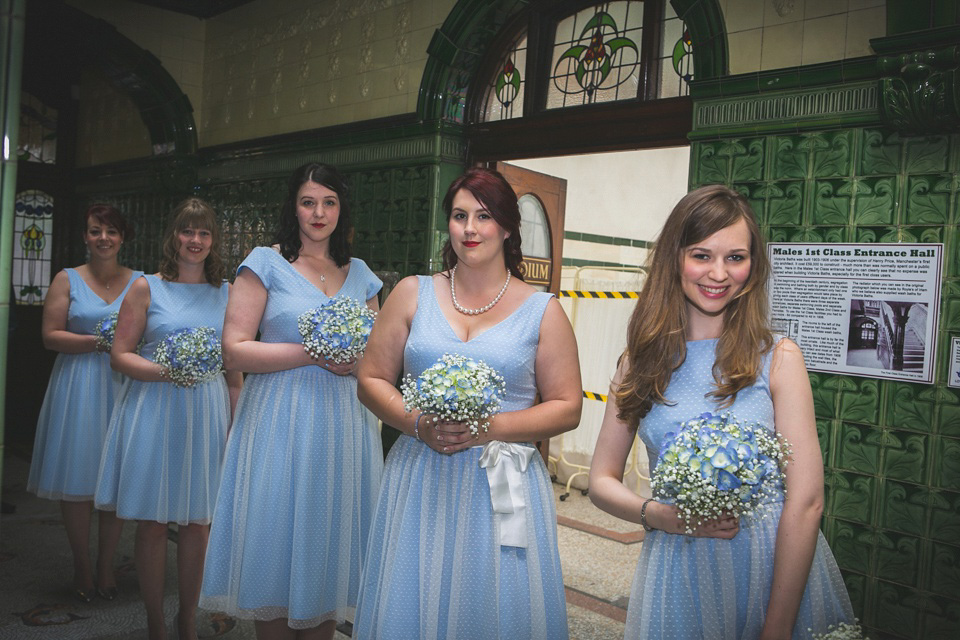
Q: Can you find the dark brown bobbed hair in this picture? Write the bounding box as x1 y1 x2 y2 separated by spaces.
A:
440 167 525 280
275 163 352 267
159 198 226 287
613 184 774 426
84 204 134 241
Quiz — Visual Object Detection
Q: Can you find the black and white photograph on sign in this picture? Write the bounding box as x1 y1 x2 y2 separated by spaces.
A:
845 299 928 373
767 242 942 384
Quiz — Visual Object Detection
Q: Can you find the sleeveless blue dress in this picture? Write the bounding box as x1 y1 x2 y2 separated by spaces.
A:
353 275 569 640
200 247 383 629
27 268 142 501
95 276 230 525
625 338 854 639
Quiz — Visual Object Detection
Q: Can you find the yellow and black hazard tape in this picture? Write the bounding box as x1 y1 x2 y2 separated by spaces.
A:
582 390 607 402
559 290 639 299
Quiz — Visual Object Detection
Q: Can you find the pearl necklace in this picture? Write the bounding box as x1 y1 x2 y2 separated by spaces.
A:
450 264 511 315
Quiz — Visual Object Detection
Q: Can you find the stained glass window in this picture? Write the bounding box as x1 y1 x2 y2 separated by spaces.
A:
657 2 692 98
13 190 55 305
18 92 58 164
546 1 643 109
479 34 528 122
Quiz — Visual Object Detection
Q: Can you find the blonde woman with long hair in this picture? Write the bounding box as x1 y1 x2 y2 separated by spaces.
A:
589 185 854 639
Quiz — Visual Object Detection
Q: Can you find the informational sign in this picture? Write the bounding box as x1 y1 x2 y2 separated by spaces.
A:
768 243 942 384
519 256 552 287
948 338 960 388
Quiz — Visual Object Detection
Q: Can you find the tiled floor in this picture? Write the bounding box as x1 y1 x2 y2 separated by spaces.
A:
0 453 641 639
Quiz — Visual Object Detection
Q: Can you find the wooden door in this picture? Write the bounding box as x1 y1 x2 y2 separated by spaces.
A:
491 162 567 294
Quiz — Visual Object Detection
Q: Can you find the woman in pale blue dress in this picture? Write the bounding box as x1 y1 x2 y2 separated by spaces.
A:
200 163 382 640
96 198 243 640
354 167 582 639
28 204 140 602
590 185 854 639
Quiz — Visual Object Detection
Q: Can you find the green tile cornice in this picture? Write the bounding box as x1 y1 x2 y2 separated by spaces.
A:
871 26 960 56
198 119 467 181
691 82 880 140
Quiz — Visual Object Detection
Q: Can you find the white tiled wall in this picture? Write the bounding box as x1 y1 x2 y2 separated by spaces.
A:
720 0 886 74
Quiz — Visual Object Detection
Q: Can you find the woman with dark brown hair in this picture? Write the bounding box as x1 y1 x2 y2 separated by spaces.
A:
28 204 141 602
96 198 242 640
589 185 854 639
354 167 582 639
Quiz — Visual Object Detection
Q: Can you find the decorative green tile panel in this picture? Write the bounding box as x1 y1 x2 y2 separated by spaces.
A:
816 417 834 466
812 180 852 225
773 136 811 180
861 129 902 176
904 136 950 174
880 480 928 537
882 430 929 485
921 598 960 640
851 177 899 226
759 181 804 226
928 489 960 545
929 541 960 600
828 470 877 525
837 377 880 424
886 383 936 432
811 372 838 418
939 386 960 437
694 138 765 185
837 422 882 475
932 436 960 491
830 518 875 574
852 226 901 243
874 531 922 587
873 580 921 638
904 175 953 225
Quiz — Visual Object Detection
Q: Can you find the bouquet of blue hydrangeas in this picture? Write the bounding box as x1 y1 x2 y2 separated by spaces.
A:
94 311 119 352
810 621 869 640
401 353 506 437
651 412 791 534
154 327 223 388
297 296 377 364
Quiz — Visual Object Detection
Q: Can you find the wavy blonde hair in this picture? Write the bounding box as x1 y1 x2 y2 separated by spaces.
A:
159 198 225 286
613 185 773 426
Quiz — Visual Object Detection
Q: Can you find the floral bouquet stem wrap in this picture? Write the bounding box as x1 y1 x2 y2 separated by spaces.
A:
651 411 792 534
154 327 223 388
94 311 119 352
297 296 376 364
400 353 506 437
810 621 869 640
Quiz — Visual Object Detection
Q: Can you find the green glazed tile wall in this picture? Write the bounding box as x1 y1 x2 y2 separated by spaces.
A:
691 129 960 640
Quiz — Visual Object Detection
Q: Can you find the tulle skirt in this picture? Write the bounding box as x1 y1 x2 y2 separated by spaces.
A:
28 351 121 501
624 502 855 640
200 367 383 629
354 436 569 640
94 375 229 525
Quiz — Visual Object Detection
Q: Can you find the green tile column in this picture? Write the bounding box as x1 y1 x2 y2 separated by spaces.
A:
0 0 26 505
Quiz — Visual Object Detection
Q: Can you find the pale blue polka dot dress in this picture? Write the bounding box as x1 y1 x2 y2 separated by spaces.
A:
625 338 855 639
95 275 230 525
354 275 569 640
200 247 383 629
27 268 141 501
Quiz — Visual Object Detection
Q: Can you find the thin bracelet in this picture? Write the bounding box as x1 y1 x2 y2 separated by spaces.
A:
639 498 654 532
414 413 425 440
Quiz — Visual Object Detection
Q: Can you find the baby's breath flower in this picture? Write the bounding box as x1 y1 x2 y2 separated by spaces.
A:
401 353 506 437
154 327 223 388
809 620 869 639
94 311 119 352
651 412 792 534
298 296 376 364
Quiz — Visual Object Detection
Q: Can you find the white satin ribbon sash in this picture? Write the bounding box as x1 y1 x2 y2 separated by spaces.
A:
478 441 536 548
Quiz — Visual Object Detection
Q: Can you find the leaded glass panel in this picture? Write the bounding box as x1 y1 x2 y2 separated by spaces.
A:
657 2 692 98
18 92 57 164
547 1 643 109
13 190 54 305
479 34 528 122
519 194 550 258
